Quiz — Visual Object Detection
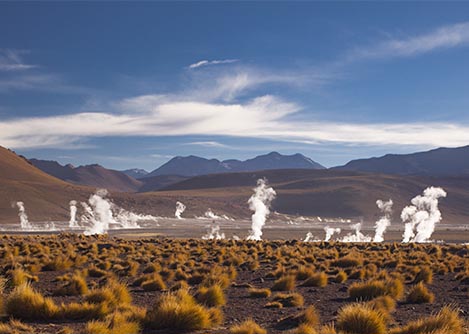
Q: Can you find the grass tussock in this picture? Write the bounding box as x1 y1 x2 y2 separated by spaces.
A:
390 306 464 334
336 303 387 334
272 292 304 307
249 288 271 298
84 312 141 334
230 319 267 334
348 278 404 301
5 284 60 320
406 282 435 304
145 289 220 330
272 275 296 291
301 272 328 287
196 284 226 307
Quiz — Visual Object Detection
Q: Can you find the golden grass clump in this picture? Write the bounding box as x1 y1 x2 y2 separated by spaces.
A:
230 319 267 334
272 292 304 307
196 284 226 307
249 288 271 298
145 289 220 330
5 284 60 320
390 306 464 334
277 305 321 330
0 319 33 334
413 266 433 284
301 272 328 287
140 274 166 292
272 275 296 291
10 268 38 287
336 303 387 334
54 273 89 296
84 312 141 334
406 282 435 304
332 270 347 283
348 278 404 301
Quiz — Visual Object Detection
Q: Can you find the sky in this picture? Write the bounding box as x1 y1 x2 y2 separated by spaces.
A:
1 2 469 171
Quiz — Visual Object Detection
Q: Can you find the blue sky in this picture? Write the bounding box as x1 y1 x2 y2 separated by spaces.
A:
1 2 469 171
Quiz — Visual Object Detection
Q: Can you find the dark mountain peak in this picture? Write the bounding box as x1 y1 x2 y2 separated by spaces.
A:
147 152 324 178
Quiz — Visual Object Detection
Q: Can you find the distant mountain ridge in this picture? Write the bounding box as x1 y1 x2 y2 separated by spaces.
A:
335 145 469 176
121 168 149 179
30 159 142 192
147 152 325 177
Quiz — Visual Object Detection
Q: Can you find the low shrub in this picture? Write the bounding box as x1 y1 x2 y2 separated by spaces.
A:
272 275 296 291
5 284 60 320
406 282 435 304
230 319 267 334
249 288 271 298
301 272 328 287
336 303 387 334
196 284 226 307
272 292 304 307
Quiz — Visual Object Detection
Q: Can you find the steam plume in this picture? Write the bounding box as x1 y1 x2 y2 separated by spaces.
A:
402 187 447 243
247 179 276 241
16 201 31 229
304 232 319 242
204 208 220 219
84 189 114 235
175 201 186 219
341 223 371 242
373 199 393 242
69 200 78 228
324 226 341 241
202 224 225 240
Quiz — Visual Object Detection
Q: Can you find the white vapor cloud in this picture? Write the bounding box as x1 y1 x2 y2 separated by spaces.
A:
348 21 469 61
185 141 228 148
2 92 469 150
0 49 37 71
188 59 239 69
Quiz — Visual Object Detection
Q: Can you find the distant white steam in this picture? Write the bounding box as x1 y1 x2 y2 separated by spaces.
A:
202 224 225 240
247 179 276 241
84 189 113 235
402 187 447 243
69 200 79 228
373 199 393 242
204 208 220 219
16 201 31 229
324 226 341 242
175 201 186 219
304 232 320 242
341 223 371 242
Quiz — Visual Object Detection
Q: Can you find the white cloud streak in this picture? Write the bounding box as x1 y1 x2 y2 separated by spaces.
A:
185 141 228 148
347 21 469 61
188 59 239 69
2 92 469 150
0 49 37 71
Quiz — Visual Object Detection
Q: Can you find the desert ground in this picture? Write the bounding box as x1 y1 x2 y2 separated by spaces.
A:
0 230 467 334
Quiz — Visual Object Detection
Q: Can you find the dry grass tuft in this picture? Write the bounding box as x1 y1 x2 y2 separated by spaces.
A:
336 303 387 334
230 319 267 334
406 282 435 304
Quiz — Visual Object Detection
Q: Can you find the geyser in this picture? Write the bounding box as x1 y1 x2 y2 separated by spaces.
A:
69 200 79 228
202 224 225 240
16 201 31 229
341 223 372 242
175 201 186 219
373 199 393 242
246 178 276 241
324 226 341 242
401 187 447 243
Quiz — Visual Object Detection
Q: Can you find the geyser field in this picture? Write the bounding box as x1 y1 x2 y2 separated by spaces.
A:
0 179 468 334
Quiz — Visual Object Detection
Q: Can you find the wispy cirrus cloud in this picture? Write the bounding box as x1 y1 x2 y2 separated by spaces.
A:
188 59 239 69
346 21 469 61
0 49 37 71
185 141 229 148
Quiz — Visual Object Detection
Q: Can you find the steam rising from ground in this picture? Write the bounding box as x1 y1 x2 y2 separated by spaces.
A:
402 187 447 243
341 223 372 242
175 201 186 219
202 224 225 240
16 201 31 229
69 200 78 228
373 199 393 242
247 179 276 241
82 189 158 235
324 226 341 241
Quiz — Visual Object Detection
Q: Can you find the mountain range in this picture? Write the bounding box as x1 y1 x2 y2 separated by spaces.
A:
2 145 469 225
145 152 325 177
336 145 469 176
